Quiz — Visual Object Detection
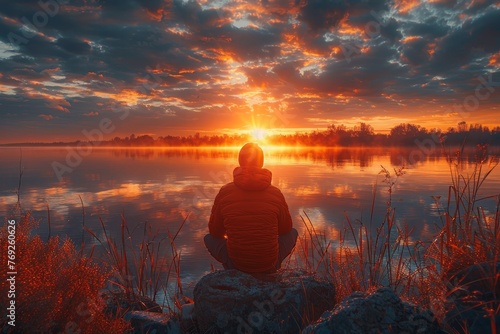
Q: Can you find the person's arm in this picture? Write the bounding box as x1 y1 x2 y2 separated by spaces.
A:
277 191 293 235
208 190 226 238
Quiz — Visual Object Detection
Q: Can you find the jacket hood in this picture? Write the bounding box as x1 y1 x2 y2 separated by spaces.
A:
233 166 272 191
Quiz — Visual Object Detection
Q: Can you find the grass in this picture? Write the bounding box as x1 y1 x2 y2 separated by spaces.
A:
0 153 187 332
0 212 131 333
84 211 188 315
427 144 500 332
291 144 500 333
0 207 188 333
295 168 421 304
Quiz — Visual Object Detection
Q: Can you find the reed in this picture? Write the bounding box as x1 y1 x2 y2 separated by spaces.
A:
294 165 419 303
84 212 188 314
425 144 500 331
293 144 500 333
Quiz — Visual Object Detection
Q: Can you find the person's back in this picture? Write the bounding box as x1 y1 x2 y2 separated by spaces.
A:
204 143 298 274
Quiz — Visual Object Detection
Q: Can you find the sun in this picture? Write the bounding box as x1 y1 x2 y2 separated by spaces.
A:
250 128 268 142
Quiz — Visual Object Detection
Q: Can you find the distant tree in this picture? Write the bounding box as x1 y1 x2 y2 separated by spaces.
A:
35 121 498 149
353 122 375 145
458 121 468 133
389 123 423 145
136 135 155 146
325 124 351 146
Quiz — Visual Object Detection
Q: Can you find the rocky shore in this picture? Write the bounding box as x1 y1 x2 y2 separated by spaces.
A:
106 267 489 334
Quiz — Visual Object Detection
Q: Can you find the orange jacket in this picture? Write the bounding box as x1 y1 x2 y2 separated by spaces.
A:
208 166 293 273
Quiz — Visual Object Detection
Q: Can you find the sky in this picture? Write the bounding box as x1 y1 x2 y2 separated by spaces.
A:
0 0 499 143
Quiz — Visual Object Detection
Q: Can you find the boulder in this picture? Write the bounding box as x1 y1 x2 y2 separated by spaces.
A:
303 287 442 334
193 269 335 333
180 303 197 333
124 311 181 334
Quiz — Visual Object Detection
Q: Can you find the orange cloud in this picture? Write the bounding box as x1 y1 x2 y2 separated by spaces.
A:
39 114 54 121
489 52 500 67
401 36 422 44
83 111 99 117
337 21 365 38
46 98 71 113
394 0 421 14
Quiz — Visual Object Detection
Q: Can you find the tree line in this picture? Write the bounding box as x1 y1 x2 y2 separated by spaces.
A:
267 122 500 147
4 122 500 147
108 122 499 147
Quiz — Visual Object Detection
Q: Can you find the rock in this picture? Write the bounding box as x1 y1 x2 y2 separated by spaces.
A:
100 289 163 317
124 311 181 334
181 303 195 322
303 287 442 334
193 269 335 334
180 303 197 333
444 262 500 333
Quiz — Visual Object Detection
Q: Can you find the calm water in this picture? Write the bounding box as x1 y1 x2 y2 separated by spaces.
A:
1 146 499 290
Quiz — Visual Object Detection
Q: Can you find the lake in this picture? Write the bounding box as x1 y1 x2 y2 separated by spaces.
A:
1 146 499 294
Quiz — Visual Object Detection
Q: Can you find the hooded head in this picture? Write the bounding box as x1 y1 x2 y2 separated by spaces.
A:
238 142 264 168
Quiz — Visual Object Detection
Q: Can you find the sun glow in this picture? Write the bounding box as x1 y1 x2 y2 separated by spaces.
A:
250 128 268 142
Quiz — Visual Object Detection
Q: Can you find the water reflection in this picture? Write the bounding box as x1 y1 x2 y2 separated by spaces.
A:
0 146 499 288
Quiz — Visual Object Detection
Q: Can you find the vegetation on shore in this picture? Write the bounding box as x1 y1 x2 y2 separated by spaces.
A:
0 143 499 333
294 143 499 332
0 212 131 333
2 121 500 148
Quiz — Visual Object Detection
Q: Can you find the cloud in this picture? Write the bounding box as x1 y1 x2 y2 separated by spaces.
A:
401 37 431 66
0 0 499 143
38 114 54 120
298 0 348 33
430 8 500 71
56 37 91 55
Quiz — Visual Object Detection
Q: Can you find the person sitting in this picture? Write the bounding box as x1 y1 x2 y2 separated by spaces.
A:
204 142 298 274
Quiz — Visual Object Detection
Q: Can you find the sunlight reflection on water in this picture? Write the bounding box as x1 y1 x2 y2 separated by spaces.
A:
1 146 499 292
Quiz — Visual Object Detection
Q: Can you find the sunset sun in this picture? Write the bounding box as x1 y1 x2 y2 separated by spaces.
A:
250 128 268 142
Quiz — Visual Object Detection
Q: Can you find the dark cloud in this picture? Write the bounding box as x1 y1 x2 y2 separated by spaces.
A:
100 0 141 14
244 66 276 88
56 37 91 55
379 18 402 43
172 0 225 32
298 0 347 32
0 0 499 143
404 19 448 39
401 37 430 66
136 0 165 13
431 8 500 71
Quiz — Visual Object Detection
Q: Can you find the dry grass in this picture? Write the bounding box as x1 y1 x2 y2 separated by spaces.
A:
428 144 499 275
0 212 130 333
292 144 500 333
293 166 418 303
425 144 500 332
0 202 187 333
85 212 188 315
